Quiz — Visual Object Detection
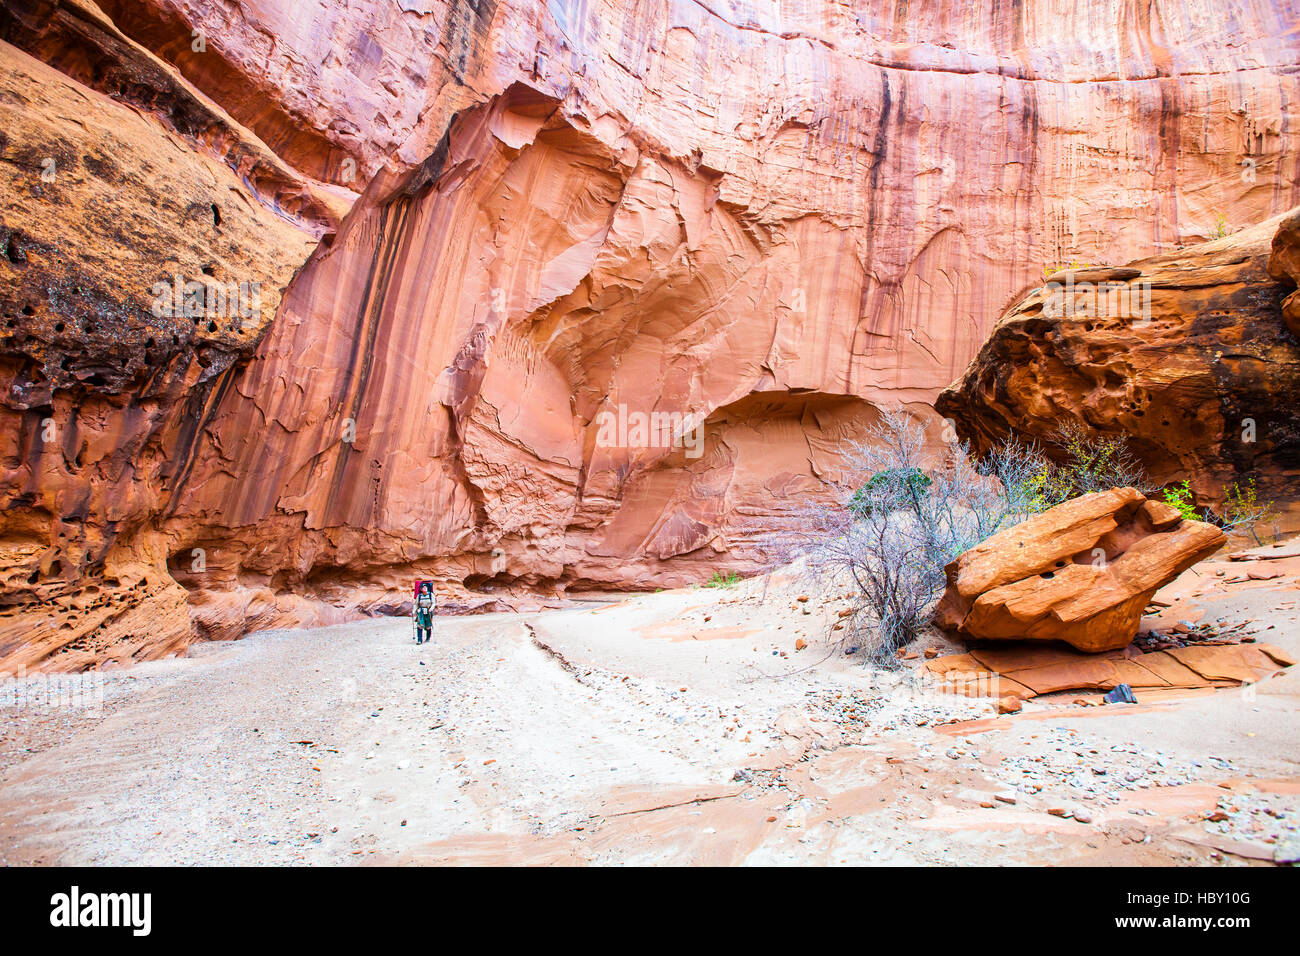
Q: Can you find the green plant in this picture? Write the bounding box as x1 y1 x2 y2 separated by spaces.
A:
1216 479 1276 545
849 467 933 517
1211 213 1229 239
971 424 1150 518
1161 480 1200 521
1161 478 1275 544
1041 422 1151 502
1041 261 1093 280
703 571 739 589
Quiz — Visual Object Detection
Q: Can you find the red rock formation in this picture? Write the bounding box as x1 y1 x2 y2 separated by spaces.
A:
0 1 330 669
938 211 1300 505
933 488 1226 652
4 0 1300 667
1268 209 1300 337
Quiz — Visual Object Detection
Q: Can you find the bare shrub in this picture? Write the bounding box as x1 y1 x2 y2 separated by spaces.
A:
1213 479 1277 545
980 435 1055 524
775 408 1044 665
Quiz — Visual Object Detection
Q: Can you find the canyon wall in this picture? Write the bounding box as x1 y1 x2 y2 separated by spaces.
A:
3 0 1300 668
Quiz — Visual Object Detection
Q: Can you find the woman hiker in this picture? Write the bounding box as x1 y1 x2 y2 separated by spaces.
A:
414 581 435 644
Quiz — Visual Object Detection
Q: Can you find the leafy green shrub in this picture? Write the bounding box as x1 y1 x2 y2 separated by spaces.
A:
1161 478 1275 544
1161 480 1200 521
849 467 932 517
1201 479 1276 545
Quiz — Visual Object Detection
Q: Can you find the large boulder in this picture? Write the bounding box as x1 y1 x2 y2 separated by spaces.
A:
1268 208 1300 338
937 212 1300 506
933 489 1226 652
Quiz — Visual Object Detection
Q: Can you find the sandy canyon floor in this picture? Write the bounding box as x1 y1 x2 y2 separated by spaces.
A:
2 547 1298 867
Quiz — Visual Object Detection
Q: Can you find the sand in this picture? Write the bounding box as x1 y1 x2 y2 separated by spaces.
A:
1 549 1297 866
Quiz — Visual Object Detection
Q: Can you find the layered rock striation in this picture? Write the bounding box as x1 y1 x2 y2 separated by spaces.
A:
0 0 333 668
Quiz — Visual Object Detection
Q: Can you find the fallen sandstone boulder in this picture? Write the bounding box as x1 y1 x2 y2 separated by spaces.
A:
934 488 1226 652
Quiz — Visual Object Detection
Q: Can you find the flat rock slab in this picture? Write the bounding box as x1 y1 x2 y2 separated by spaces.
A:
922 642 1294 699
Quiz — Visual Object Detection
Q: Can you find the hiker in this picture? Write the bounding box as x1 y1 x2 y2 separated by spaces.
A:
414 581 435 644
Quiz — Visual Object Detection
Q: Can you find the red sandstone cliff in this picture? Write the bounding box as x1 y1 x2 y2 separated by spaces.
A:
3 0 1299 669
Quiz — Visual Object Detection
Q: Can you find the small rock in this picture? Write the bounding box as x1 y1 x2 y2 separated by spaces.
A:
1273 834 1300 865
